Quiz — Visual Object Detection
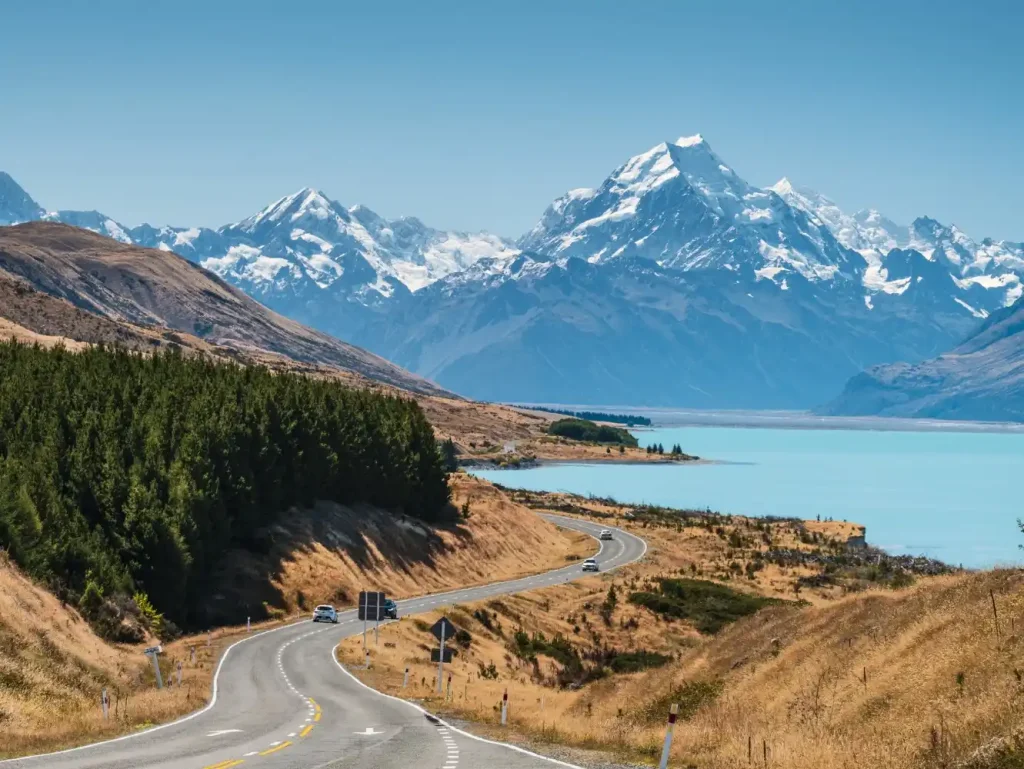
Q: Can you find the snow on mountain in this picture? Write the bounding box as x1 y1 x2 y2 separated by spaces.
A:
773 179 1023 309
520 135 857 285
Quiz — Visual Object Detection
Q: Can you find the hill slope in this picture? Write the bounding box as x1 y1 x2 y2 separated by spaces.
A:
0 222 445 395
822 295 1024 420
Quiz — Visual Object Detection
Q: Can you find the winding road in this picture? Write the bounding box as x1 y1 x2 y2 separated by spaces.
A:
3 515 647 769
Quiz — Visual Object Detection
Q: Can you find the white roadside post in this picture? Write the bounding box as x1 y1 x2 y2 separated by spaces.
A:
658 703 679 769
403 667 409 689
176 660 183 687
144 646 163 690
500 689 508 726
189 645 196 664
246 616 251 633
101 687 109 720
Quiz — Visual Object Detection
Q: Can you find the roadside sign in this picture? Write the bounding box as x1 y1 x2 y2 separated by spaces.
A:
143 645 162 655
358 591 386 621
430 648 454 663
430 617 457 643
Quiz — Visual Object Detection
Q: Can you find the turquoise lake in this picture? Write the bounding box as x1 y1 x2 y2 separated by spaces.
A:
471 426 1024 568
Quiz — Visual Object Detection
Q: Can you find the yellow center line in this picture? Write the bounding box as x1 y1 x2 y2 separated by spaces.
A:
259 741 293 756
300 724 315 738
203 761 244 769
308 698 318 707
314 711 322 722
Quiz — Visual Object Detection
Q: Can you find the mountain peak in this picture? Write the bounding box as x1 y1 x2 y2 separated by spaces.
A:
674 133 706 148
0 171 45 225
770 177 794 195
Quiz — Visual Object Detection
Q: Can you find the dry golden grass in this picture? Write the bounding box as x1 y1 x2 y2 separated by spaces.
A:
0 547 274 757
0 476 583 757
340 495 1022 769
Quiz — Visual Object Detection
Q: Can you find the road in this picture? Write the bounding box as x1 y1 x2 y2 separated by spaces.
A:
3 515 647 769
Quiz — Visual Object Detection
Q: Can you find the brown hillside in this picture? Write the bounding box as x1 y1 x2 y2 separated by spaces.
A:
0 475 583 757
0 221 446 395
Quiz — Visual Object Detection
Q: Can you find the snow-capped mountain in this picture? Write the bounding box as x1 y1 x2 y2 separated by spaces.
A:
2 133 1022 411
521 135 858 284
772 179 1023 311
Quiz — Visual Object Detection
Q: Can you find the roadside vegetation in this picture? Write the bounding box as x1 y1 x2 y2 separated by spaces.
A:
0 342 450 631
546 417 639 446
341 485 1022 769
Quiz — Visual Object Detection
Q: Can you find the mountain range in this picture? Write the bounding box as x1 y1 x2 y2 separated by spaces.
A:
3 134 1021 411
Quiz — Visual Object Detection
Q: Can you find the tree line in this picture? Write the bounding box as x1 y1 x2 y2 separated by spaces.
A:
0 342 450 627
522 406 652 427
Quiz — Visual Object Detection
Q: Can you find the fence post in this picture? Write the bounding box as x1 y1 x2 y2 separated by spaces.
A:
658 703 678 769
500 689 508 726
403 667 409 688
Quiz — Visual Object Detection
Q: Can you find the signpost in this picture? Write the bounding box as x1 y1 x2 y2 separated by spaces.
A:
358 591 387 651
101 687 109 720
143 645 163 690
430 616 458 694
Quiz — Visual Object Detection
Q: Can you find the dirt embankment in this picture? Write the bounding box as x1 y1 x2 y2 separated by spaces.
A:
340 491 1018 769
0 476 584 758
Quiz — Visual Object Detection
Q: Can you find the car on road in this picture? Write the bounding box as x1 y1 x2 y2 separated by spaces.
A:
599 529 613 540
383 599 398 619
582 557 599 572
312 604 339 623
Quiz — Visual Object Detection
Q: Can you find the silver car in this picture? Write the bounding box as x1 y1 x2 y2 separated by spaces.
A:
582 558 599 572
312 605 339 623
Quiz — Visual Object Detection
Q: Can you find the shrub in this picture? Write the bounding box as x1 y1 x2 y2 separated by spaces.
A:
628 578 783 634
546 418 638 447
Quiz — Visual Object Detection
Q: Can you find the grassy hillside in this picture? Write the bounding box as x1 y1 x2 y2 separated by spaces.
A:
0 342 449 630
341 492 1021 769
0 475 583 758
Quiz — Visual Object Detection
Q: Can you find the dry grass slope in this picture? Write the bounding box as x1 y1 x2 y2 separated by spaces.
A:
341 497 1023 769
0 476 582 757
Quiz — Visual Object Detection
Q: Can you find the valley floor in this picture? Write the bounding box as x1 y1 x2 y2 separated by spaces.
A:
339 486 1023 769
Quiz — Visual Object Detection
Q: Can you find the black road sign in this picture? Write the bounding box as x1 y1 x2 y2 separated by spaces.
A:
430 616 458 643
430 648 454 663
359 591 387 621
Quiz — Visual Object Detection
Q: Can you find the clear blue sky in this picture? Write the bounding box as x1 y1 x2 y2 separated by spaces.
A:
2 1 1021 239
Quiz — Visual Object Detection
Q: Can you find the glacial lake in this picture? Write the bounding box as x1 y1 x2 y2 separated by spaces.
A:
471 425 1024 569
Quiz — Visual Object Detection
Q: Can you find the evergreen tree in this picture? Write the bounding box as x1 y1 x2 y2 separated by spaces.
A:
0 342 451 627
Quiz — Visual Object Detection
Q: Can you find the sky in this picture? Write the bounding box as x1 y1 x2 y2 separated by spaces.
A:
2 0 1022 240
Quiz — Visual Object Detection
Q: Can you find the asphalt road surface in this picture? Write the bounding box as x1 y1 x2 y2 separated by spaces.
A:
3 515 647 769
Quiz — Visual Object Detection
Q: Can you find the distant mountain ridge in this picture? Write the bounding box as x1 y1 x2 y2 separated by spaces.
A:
2 137 1021 409
821 293 1024 421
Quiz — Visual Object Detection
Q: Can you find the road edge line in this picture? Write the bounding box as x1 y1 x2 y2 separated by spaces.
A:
0 618 308 765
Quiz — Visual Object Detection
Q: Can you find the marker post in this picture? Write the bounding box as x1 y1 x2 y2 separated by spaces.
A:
436 621 446 694
658 703 679 769
500 689 508 725
101 687 109 720
403 667 409 688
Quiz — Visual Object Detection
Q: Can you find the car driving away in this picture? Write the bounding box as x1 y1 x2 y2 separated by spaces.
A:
582 557 599 572
313 604 339 623
383 598 398 619
599 529 613 540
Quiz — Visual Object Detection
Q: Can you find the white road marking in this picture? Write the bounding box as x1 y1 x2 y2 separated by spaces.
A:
206 729 243 737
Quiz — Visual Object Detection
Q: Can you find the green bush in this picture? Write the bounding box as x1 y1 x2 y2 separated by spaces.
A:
607 650 671 673
546 418 638 447
628 578 782 634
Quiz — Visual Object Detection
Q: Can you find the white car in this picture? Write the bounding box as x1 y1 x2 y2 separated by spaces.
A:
599 529 613 540
312 605 339 623
582 558 599 572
